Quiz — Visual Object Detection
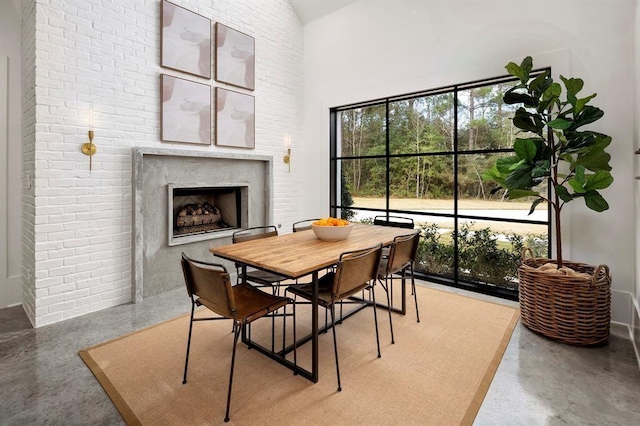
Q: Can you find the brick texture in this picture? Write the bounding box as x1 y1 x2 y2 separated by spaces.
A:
23 0 303 326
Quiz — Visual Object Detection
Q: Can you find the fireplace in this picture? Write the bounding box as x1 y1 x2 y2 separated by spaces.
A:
132 148 272 301
168 184 248 246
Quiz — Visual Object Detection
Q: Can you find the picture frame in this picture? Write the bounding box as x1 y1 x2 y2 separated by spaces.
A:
215 87 255 149
215 23 255 90
161 74 211 145
161 0 212 79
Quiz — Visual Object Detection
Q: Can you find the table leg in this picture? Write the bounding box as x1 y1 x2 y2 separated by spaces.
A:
311 270 318 383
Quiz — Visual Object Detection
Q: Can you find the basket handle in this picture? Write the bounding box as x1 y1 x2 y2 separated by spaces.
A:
592 264 610 285
521 247 535 262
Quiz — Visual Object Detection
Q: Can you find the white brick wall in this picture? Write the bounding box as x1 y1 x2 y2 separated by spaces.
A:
24 0 304 327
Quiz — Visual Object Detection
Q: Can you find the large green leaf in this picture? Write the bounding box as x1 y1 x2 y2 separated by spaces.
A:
514 138 537 162
496 156 521 174
506 58 531 83
507 189 539 199
591 134 612 150
575 93 597 116
482 166 506 186
568 178 586 194
528 198 545 215
513 114 539 133
505 164 533 189
560 75 584 96
548 118 573 130
531 159 550 178
570 105 604 130
584 170 614 191
537 98 553 114
503 91 538 108
562 130 598 152
567 91 578 111
555 185 573 203
528 71 550 95
547 82 562 97
583 190 609 212
574 164 586 184
576 149 611 172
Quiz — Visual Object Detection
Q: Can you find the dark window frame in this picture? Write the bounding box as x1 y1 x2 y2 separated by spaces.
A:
329 69 552 300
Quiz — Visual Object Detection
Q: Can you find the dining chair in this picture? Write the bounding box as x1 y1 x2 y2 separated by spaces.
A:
232 226 290 352
292 218 320 232
231 226 288 293
287 243 383 392
180 253 295 423
373 215 415 229
377 231 421 343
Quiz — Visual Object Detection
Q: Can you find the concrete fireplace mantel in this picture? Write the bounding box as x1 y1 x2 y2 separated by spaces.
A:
132 148 273 303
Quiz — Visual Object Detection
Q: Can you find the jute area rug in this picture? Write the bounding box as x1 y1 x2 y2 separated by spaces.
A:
79 286 519 425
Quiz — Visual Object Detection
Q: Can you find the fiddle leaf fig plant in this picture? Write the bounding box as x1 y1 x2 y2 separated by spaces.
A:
483 56 613 268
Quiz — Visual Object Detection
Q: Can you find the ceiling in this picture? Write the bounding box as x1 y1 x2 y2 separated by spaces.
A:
289 0 358 25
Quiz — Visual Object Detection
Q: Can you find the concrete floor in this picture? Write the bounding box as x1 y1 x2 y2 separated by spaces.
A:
1 282 639 425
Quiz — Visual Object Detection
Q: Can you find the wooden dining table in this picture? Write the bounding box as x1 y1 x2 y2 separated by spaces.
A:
210 223 414 383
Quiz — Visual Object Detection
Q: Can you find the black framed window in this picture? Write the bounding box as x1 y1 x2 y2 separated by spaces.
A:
329 71 551 300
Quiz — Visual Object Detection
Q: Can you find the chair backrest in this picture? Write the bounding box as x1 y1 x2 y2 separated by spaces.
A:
385 232 420 274
373 215 414 229
331 243 383 300
232 226 278 243
181 253 236 318
292 219 320 233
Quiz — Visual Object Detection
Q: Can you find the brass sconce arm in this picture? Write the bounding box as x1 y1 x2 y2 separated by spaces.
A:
283 148 291 172
81 130 97 171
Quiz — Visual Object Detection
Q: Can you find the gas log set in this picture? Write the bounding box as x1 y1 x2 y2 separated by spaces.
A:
175 202 230 235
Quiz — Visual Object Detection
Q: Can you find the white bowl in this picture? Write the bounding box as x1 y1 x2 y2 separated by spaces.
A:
311 223 354 241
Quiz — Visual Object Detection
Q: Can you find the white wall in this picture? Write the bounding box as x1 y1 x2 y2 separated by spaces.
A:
22 0 303 327
635 0 640 307
302 0 637 320
0 0 23 309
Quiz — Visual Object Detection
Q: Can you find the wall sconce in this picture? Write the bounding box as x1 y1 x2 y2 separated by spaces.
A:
81 105 97 171
283 147 291 172
283 134 291 172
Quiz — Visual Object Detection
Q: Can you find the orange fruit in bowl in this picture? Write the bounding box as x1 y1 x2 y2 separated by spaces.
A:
312 217 350 227
311 217 353 240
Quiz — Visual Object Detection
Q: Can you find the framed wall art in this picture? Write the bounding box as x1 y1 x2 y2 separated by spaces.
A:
215 23 255 90
161 74 211 145
215 87 255 149
161 0 211 79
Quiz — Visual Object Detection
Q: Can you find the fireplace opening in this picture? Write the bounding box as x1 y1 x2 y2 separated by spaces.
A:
170 185 242 242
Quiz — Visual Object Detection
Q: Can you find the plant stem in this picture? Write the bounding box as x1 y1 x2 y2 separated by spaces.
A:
549 123 563 267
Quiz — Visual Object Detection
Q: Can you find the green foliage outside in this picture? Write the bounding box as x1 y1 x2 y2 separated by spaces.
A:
415 222 548 289
340 167 356 220
340 85 524 201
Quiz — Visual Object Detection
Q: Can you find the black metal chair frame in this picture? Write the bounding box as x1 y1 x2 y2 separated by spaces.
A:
287 243 383 392
373 215 415 229
372 215 417 307
377 232 421 344
292 218 321 233
231 226 291 352
232 226 288 291
181 253 296 423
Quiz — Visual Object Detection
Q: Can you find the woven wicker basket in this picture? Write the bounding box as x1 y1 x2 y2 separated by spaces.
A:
518 248 611 346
